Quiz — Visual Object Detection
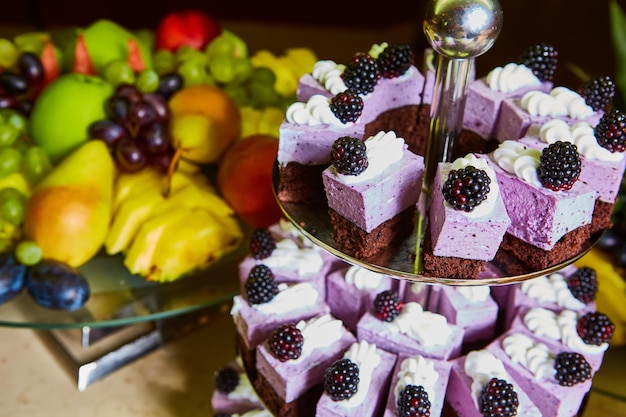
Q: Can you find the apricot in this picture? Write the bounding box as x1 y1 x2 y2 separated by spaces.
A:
217 134 282 228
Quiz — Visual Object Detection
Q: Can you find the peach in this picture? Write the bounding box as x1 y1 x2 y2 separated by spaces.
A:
217 134 282 228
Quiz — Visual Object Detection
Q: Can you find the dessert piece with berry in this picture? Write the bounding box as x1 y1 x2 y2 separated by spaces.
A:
254 314 356 417
356 290 464 360
316 340 397 417
321 130 424 261
381 352 451 417
425 154 511 279
211 360 264 416
446 349 541 417
485 331 594 417
481 140 597 272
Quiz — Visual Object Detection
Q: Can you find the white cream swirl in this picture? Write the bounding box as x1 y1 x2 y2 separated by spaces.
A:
464 350 510 409
520 87 594 119
456 286 490 303
390 302 453 347
522 307 562 341
332 131 406 184
393 354 440 404
486 63 541 93
443 154 499 218
340 341 382 408
285 94 349 127
226 371 259 402
311 60 347 95
550 87 595 119
539 119 624 161
344 265 386 290
254 282 318 314
502 333 555 380
259 238 324 276
520 272 586 310
493 140 543 187
294 314 344 361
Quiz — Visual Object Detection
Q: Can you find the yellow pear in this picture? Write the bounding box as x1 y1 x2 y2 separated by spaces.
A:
24 140 114 267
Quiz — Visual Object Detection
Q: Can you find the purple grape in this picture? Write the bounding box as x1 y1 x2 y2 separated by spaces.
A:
13 98 33 116
115 84 142 103
157 73 183 99
88 119 129 149
18 52 45 86
106 95 132 124
115 137 147 172
129 100 157 127
0 253 27 305
0 95 18 109
0 71 29 95
142 93 170 124
26 259 89 311
151 150 174 173
139 122 171 154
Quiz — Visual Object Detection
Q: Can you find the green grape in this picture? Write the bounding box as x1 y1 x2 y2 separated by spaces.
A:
247 79 280 108
15 240 43 266
250 66 277 85
208 54 235 84
177 59 207 87
103 59 136 86
0 109 28 133
153 48 176 75
222 83 249 106
0 147 21 178
204 35 235 59
0 38 18 68
0 124 19 148
230 57 254 85
21 146 52 186
0 187 26 226
175 45 207 65
136 69 160 93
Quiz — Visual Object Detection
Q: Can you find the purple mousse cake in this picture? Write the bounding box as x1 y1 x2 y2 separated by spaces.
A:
426 154 511 278
325 264 402 332
356 295 464 360
322 131 424 260
212 361 264 415
382 353 451 417
315 340 397 417
486 331 594 417
255 314 356 416
446 349 542 417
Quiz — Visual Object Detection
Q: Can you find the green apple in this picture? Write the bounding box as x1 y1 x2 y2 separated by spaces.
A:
29 73 114 163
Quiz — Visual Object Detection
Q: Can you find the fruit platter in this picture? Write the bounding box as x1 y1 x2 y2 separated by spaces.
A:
0 10 315 328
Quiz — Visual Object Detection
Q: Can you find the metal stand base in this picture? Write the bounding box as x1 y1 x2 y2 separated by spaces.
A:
36 302 230 391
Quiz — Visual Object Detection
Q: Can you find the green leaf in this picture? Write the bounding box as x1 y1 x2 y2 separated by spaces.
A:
609 0 626 110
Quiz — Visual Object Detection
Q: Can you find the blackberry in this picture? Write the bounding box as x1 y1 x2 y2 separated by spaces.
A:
554 351 593 387
249 228 276 260
396 384 431 417
377 44 414 79
373 290 403 322
576 311 615 345
329 90 364 124
323 358 360 401
537 141 581 191
268 323 304 362
330 136 368 175
341 52 381 96
567 267 598 304
244 264 278 304
594 108 626 153
478 377 519 417
442 165 491 212
517 42 558 82
214 366 239 394
578 75 615 111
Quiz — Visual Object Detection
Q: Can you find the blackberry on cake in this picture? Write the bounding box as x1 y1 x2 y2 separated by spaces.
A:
594 107 626 153
341 52 381 96
376 44 414 79
554 351 593 387
329 91 364 124
517 42 558 82
537 141 582 191
249 228 277 260
268 323 304 362
396 384 431 417
244 264 278 305
442 165 491 212
330 136 368 175
577 75 616 112
214 366 240 394
373 289 403 322
478 377 519 417
323 358 360 401
576 311 615 346
567 266 598 304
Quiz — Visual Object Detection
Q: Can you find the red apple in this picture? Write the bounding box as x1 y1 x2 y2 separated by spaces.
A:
156 10 221 52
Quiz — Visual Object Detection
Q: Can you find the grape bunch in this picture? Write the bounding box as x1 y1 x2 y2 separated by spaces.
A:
0 45 47 116
88 84 174 173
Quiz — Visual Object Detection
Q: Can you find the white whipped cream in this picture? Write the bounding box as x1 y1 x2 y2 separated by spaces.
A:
520 87 594 119
464 350 511 409
523 307 609 354
390 302 453 347
456 286 490 303
293 314 344 361
235 409 273 417
486 63 541 93
520 272 586 310
253 282 319 314
443 154 499 218
257 238 324 276
328 130 406 184
311 60 347 95
344 265 386 290
340 340 382 408
225 370 259 402
538 119 624 162
393 354 439 404
502 333 555 381
492 140 543 187
285 94 350 127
